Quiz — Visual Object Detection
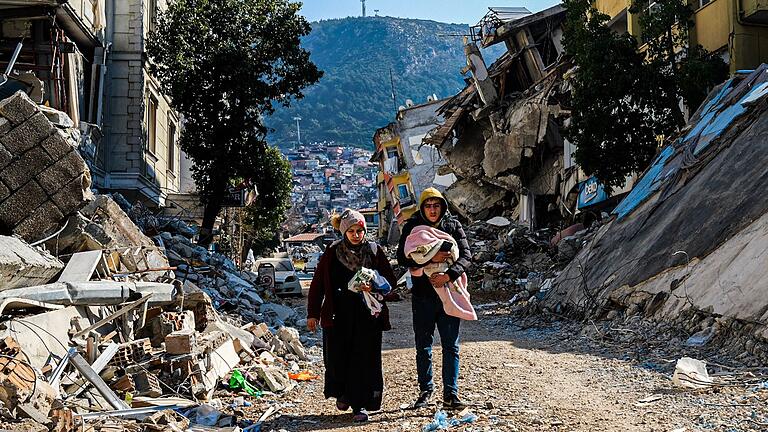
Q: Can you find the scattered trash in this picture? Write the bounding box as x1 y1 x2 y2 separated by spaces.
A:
288 371 320 381
422 410 478 431
672 357 714 389
229 370 262 397
635 394 663 406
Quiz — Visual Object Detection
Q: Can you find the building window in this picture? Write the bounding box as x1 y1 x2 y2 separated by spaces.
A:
168 121 177 173
397 183 414 207
146 92 158 154
699 0 711 7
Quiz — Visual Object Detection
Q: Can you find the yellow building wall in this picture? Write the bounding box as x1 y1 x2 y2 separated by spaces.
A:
595 0 629 18
692 0 730 52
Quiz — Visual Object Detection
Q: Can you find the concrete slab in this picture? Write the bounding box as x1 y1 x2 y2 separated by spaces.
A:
0 235 63 290
58 250 102 283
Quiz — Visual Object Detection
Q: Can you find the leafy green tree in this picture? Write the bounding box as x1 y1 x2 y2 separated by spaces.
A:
242 147 293 256
147 0 322 245
631 0 728 111
563 0 679 190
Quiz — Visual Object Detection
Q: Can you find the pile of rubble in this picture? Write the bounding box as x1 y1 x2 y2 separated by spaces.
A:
0 91 317 431
545 67 768 360
465 215 599 306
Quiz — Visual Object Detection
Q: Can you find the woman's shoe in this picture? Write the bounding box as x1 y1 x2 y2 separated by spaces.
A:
336 400 350 411
352 410 369 422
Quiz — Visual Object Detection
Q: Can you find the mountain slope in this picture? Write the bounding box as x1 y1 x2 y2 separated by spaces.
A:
266 16 497 149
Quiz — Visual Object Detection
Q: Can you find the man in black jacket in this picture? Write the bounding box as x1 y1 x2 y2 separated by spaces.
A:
397 187 471 410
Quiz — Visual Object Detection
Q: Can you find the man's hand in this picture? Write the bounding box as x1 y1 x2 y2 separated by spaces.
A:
429 272 450 288
307 318 319 333
431 251 452 263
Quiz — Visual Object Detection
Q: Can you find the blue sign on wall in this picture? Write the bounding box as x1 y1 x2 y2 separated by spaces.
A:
578 176 609 209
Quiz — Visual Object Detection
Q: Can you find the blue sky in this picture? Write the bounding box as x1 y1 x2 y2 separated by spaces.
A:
299 0 561 25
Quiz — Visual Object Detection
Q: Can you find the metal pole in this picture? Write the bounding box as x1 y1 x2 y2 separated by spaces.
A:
293 116 302 148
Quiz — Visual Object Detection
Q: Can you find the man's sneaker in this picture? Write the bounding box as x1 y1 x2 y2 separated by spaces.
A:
413 390 432 409
443 394 467 410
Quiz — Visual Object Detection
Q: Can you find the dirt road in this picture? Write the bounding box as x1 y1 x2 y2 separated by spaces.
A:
257 298 767 432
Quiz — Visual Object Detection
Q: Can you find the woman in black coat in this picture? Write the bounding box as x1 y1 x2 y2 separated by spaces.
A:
307 209 397 422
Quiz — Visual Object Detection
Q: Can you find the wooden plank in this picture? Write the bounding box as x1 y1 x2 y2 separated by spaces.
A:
58 250 103 282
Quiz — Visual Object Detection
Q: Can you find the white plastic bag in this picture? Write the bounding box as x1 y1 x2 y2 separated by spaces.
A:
672 357 713 389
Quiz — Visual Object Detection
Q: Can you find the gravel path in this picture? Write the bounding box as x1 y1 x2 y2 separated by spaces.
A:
255 298 768 432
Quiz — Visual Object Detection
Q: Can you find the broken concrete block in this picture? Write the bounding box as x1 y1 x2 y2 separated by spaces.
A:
12 201 65 242
132 371 162 397
165 329 197 355
38 105 75 129
0 180 47 227
483 134 524 178
0 235 63 290
253 364 291 393
2 146 53 191
40 129 75 160
0 112 54 154
444 178 507 221
49 195 169 280
0 91 38 126
202 339 240 396
55 195 149 250
0 92 92 242
140 310 195 346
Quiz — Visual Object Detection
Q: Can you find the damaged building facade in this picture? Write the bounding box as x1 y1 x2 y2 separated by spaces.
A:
371 97 456 241
596 0 768 73
546 66 768 362
423 5 630 227
0 0 192 212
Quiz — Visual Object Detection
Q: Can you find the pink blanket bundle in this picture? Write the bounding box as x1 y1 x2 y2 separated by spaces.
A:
404 225 477 321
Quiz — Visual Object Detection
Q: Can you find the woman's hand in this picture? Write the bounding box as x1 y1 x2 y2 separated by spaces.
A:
307 318 319 333
429 272 450 288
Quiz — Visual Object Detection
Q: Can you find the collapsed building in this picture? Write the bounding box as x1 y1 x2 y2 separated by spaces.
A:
0 91 315 430
424 5 628 227
545 67 768 361
371 97 456 242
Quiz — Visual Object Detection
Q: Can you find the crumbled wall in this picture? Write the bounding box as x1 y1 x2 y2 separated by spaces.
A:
0 235 63 289
0 91 92 242
545 71 768 340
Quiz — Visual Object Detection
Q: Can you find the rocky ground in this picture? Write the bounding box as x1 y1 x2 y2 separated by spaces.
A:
247 295 768 432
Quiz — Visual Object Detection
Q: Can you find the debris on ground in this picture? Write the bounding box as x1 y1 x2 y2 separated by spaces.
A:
0 91 320 431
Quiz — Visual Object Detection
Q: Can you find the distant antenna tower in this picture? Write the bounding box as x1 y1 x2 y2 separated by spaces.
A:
374 9 380 16
361 0 366 17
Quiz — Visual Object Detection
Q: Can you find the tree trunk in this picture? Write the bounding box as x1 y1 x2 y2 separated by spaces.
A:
198 182 226 247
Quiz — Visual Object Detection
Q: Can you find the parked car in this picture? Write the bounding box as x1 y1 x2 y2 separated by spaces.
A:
254 257 302 297
304 252 322 273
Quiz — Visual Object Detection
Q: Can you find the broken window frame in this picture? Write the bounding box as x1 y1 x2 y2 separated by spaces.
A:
397 183 415 207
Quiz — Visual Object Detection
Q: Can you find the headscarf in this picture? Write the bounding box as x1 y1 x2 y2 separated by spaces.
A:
332 209 374 271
